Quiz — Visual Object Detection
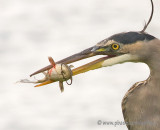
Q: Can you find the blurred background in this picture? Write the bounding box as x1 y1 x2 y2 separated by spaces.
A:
0 0 160 129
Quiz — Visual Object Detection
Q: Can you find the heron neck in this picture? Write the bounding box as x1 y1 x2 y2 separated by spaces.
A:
143 59 160 90
144 39 160 81
147 53 160 82
149 65 160 82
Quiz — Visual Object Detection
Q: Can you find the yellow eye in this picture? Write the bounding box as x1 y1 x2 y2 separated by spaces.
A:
111 43 120 50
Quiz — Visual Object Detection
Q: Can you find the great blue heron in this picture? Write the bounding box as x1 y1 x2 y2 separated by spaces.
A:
30 0 159 129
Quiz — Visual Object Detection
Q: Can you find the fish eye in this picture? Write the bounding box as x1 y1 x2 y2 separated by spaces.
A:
111 43 120 50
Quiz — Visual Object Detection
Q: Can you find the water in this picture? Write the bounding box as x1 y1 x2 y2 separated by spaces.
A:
0 0 160 129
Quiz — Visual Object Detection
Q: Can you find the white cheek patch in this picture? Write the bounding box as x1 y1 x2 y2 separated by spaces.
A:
102 54 139 67
96 40 117 47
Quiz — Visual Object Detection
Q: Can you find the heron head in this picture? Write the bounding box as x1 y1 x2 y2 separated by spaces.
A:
68 31 157 76
91 31 156 64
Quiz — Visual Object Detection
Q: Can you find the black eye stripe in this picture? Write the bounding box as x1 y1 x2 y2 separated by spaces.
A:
107 32 155 44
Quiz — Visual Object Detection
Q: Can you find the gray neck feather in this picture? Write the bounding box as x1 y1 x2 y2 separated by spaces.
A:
144 39 160 85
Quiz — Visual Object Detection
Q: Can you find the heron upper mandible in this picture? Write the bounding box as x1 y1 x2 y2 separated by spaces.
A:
30 0 159 129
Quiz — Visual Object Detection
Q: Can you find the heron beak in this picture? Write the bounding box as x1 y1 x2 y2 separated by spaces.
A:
72 55 113 76
71 46 116 76
30 46 114 78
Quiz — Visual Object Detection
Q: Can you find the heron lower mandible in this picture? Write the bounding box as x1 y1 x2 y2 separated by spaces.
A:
30 0 159 129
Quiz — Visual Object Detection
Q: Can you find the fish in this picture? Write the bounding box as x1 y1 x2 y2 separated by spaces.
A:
18 57 73 92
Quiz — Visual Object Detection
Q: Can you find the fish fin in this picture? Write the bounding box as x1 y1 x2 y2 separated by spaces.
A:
59 81 64 92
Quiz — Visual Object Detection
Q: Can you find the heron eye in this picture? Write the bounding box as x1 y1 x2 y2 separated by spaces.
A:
111 43 120 50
